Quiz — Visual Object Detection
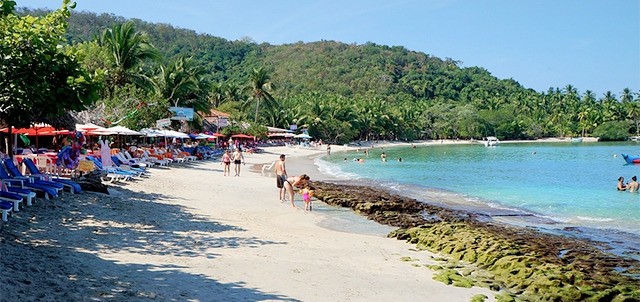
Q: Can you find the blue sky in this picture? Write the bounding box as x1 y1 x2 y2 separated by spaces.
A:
17 0 640 98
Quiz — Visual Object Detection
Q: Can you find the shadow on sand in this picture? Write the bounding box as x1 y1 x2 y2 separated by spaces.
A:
0 185 298 301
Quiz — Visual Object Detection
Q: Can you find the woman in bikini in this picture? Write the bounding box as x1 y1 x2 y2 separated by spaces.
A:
221 150 231 176
284 174 310 208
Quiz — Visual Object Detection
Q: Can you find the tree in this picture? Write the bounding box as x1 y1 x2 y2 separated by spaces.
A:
246 67 275 123
0 0 99 156
98 21 159 91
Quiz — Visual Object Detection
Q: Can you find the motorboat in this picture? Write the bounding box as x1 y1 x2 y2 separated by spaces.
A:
571 137 583 143
484 136 500 147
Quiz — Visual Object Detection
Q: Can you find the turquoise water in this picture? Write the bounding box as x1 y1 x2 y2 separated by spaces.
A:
316 142 640 238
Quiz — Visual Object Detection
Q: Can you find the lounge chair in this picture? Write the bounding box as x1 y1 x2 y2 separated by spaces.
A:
85 156 134 182
262 161 277 175
110 156 146 176
3 159 65 192
115 151 148 169
142 150 170 166
22 159 82 193
1 180 36 206
0 190 23 213
0 199 12 222
0 162 59 200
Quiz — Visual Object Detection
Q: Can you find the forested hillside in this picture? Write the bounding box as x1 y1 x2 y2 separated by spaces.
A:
18 8 640 143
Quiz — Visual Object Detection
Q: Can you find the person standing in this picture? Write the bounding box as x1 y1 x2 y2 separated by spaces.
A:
221 150 231 176
275 154 288 202
381 152 387 162
326 144 331 156
232 148 245 176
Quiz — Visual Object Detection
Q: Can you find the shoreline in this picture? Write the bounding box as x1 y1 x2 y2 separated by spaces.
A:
272 143 640 299
1 145 497 301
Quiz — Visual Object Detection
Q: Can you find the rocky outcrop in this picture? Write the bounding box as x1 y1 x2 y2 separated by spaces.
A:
312 181 640 301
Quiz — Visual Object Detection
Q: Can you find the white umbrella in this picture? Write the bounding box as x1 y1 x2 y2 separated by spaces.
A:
139 128 164 137
158 129 189 138
193 133 215 139
91 126 141 135
294 133 312 139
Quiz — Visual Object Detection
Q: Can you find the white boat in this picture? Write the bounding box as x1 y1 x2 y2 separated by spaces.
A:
484 136 500 147
571 137 583 143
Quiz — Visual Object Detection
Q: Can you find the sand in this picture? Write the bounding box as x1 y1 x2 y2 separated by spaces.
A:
0 144 496 301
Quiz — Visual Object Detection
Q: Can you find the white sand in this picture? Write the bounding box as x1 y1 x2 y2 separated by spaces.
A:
1 144 496 301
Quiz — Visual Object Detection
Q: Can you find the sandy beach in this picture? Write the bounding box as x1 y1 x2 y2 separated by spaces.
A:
0 144 496 302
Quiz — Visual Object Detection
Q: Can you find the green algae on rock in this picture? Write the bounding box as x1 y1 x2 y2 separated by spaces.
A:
312 181 640 301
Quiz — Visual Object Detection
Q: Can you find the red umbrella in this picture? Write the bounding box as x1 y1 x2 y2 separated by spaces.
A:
231 134 255 139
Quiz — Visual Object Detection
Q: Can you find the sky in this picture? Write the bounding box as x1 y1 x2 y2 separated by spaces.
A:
16 0 640 98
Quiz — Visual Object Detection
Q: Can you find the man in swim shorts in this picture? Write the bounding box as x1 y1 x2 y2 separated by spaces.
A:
275 154 287 202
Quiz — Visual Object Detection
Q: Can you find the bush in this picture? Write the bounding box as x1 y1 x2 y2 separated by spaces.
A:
593 121 631 141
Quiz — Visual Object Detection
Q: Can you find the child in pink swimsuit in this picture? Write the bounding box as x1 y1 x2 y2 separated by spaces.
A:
301 185 314 212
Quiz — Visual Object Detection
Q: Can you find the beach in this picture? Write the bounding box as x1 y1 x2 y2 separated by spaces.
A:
0 144 496 302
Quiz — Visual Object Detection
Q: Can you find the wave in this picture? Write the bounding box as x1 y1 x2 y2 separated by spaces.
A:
314 158 362 180
575 216 615 222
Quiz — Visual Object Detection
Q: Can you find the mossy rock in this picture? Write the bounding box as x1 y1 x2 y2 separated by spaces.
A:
433 269 475 288
470 294 488 302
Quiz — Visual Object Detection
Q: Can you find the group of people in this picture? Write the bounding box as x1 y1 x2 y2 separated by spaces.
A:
274 154 314 211
220 148 245 176
617 176 639 192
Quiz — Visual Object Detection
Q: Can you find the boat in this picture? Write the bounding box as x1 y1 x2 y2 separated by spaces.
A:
571 137 583 143
621 154 640 164
484 136 500 147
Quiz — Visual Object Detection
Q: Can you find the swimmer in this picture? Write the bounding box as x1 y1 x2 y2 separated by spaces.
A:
618 177 628 191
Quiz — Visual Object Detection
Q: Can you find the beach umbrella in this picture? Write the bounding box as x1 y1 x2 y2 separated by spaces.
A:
76 123 107 133
268 133 295 138
266 126 293 133
231 134 255 140
294 133 312 139
157 130 189 138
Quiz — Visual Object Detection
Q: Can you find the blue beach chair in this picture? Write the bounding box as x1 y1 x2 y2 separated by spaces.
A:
85 156 135 182
0 190 23 214
0 199 12 222
22 159 82 194
0 161 60 200
3 159 65 191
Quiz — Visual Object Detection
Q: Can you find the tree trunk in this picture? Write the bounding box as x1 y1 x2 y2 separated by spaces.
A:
7 123 13 159
254 98 260 123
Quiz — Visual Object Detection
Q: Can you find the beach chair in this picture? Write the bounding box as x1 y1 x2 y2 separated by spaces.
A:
0 162 59 200
4 159 65 192
116 151 148 169
0 190 23 213
262 161 277 175
111 156 146 176
141 150 170 166
122 150 154 167
22 159 82 194
0 199 12 222
85 156 134 182
1 180 36 206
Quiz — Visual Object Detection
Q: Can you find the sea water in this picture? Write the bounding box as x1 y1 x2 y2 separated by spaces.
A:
315 141 640 256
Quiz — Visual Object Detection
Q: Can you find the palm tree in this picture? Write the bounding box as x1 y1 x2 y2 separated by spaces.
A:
246 67 275 123
98 21 159 90
155 57 210 113
621 88 634 103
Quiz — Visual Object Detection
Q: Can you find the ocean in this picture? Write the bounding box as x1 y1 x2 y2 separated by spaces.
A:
314 141 640 258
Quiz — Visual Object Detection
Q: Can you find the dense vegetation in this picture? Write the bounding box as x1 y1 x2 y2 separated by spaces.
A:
16 6 640 143
1 0 100 155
